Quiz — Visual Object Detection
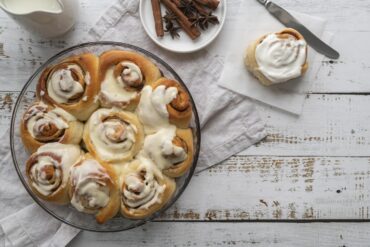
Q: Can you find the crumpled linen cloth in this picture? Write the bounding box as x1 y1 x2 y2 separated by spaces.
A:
0 131 80 247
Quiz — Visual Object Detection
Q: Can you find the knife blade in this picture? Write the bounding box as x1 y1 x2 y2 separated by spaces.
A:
257 0 340 59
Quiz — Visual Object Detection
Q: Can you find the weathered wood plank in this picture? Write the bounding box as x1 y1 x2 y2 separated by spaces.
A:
69 222 370 247
159 156 370 221
3 92 370 157
243 94 370 156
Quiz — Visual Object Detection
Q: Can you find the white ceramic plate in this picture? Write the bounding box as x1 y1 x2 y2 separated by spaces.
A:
140 0 227 53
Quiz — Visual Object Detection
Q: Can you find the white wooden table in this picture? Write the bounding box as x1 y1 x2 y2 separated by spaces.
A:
1 0 370 246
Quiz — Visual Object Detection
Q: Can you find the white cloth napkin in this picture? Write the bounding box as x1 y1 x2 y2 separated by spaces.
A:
0 130 80 247
84 0 267 172
218 0 332 115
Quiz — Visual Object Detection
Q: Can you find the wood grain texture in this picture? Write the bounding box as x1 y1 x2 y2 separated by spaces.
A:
158 156 370 221
69 222 370 247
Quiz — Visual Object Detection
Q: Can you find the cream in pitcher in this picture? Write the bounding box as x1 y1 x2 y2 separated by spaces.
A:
0 0 77 37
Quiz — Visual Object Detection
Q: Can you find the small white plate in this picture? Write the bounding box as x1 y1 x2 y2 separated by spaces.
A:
140 0 227 53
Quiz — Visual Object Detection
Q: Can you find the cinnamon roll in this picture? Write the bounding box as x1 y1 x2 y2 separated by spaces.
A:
26 143 83 204
37 53 100 121
98 50 161 110
83 108 144 164
120 157 176 219
244 28 308 86
141 125 193 178
136 78 192 133
20 101 84 153
68 154 120 224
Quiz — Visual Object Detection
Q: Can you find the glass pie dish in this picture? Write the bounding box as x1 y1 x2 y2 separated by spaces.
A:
10 42 200 232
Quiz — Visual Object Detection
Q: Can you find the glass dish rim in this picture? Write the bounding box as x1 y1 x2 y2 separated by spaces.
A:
10 41 201 232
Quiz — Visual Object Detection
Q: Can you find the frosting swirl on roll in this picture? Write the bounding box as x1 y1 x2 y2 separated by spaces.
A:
99 61 144 108
24 102 76 142
122 159 166 210
136 85 178 133
87 108 139 162
27 143 82 196
47 64 88 103
255 33 307 83
70 159 112 214
141 125 187 170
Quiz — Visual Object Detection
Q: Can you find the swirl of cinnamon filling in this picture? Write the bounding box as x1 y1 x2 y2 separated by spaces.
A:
69 159 112 214
28 152 63 196
99 61 144 108
84 108 144 163
26 143 82 198
142 126 187 170
122 163 165 210
158 79 190 112
114 61 144 91
45 63 89 104
24 102 75 143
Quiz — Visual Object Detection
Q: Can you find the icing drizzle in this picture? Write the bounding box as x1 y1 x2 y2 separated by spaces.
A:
122 158 165 210
70 159 112 214
136 85 178 134
255 33 307 83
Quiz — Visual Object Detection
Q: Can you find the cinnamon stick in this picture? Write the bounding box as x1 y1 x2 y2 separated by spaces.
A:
192 0 212 16
160 0 201 40
172 0 211 16
151 0 164 37
194 0 220 10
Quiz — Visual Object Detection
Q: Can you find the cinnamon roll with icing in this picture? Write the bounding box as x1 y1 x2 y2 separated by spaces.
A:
140 125 194 178
98 50 161 110
120 157 176 219
137 78 192 134
83 108 144 164
68 154 120 224
245 28 308 86
37 53 100 121
26 143 83 204
20 101 84 153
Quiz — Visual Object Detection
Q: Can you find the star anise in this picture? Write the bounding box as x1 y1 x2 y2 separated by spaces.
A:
179 0 196 17
163 10 177 23
163 11 181 39
190 12 219 30
165 24 181 39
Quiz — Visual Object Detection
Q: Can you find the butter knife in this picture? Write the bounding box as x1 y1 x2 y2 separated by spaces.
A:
257 0 340 59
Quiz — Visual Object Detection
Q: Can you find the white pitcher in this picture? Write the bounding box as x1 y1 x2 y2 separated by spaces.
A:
0 0 77 38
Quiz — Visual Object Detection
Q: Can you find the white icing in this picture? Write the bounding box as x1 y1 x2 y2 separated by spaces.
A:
30 143 81 196
82 96 88 102
93 95 99 103
51 107 77 122
99 62 142 105
120 62 143 85
70 159 111 214
87 108 137 161
136 86 178 134
255 33 307 83
122 159 165 210
141 125 187 170
47 64 84 103
40 90 45 96
84 72 91 85
25 103 76 139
